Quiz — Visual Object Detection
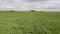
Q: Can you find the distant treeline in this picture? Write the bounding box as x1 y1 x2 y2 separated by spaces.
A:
0 10 45 12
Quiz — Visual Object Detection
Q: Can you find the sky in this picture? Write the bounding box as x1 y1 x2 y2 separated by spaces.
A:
0 0 60 11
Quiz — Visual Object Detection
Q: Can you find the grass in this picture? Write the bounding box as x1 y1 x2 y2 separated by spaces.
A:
0 11 60 34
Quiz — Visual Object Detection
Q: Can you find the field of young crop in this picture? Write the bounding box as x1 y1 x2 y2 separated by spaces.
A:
0 11 60 34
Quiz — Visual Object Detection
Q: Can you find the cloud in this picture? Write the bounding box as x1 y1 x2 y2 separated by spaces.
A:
23 0 50 2
0 0 60 11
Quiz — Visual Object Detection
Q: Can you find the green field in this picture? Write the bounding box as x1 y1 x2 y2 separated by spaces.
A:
0 11 60 34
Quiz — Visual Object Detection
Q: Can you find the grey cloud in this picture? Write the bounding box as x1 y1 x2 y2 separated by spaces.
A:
0 0 60 11
23 0 50 2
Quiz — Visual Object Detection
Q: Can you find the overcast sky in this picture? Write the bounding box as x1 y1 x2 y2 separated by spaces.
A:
0 0 60 11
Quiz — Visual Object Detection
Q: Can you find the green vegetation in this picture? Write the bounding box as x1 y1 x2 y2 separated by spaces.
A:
0 11 60 34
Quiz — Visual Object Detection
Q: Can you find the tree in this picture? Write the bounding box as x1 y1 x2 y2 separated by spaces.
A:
30 10 36 12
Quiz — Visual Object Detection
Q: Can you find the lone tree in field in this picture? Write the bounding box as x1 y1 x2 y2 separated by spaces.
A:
30 10 36 12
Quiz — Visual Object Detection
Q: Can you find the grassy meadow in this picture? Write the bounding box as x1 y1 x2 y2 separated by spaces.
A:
0 11 60 34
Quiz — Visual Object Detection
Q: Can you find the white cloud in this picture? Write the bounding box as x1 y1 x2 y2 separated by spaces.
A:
0 0 60 11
